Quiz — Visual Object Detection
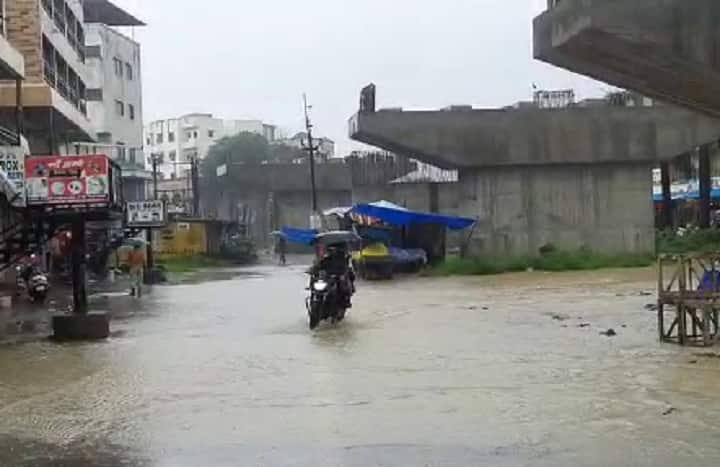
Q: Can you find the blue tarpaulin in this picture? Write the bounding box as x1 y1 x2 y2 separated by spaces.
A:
653 189 720 202
280 227 318 246
352 203 475 231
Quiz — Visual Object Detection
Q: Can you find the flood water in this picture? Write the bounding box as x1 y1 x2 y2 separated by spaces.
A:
1 263 719 466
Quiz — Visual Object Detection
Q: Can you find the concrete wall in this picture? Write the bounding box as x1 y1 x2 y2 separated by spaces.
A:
534 0 720 118
351 106 720 169
458 163 655 255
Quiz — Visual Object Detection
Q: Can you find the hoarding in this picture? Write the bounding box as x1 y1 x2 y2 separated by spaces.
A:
0 146 25 207
25 155 110 205
126 200 167 228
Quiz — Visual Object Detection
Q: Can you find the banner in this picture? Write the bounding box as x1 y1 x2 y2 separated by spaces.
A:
25 155 110 205
0 146 26 206
126 200 167 228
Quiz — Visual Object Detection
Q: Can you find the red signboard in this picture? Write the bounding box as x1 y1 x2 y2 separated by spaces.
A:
25 155 111 205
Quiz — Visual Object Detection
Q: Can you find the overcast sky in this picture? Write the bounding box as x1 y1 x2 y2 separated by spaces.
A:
113 0 607 154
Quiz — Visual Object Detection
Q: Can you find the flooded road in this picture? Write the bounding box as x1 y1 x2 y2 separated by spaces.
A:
1 263 720 466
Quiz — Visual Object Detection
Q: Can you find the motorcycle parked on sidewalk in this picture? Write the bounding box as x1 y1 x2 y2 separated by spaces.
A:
16 259 50 303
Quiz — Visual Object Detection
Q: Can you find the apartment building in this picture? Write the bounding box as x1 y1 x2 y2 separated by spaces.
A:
0 0 26 207
144 113 277 179
81 0 149 201
276 132 335 160
1 0 96 154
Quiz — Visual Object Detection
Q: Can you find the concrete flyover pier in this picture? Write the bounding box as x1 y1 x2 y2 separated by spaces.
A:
350 103 720 256
534 0 720 118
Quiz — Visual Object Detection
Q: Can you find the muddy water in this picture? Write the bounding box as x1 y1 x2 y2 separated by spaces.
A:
0 264 719 466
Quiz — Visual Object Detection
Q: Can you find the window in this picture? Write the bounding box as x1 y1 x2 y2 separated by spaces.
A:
85 88 103 101
116 144 126 161
129 148 137 164
115 99 124 117
113 57 123 77
208 130 215 138
125 62 133 80
156 133 163 144
169 150 177 162
146 136 151 146
129 104 135 120
168 132 175 143
185 131 192 140
193 131 198 138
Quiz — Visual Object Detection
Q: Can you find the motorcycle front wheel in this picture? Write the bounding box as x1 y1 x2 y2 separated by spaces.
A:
308 301 322 330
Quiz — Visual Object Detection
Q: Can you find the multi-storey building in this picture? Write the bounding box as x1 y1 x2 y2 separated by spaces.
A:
2 0 96 154
80 0 149 201
144 113 277 180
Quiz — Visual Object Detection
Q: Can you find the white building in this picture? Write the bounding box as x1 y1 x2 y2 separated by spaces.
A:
77 0 149 200
275 132 335 161
144 114 277 179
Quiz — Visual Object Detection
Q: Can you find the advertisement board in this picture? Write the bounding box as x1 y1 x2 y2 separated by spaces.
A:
25 155 110 205
126 200 167 228
0 146 26 206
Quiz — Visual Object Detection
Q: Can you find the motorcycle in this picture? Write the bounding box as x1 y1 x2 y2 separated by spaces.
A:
16 262 50 303
306 231 360 330
307 270 349 330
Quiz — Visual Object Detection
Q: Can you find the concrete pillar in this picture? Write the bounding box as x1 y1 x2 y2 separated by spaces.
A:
71 219 87 314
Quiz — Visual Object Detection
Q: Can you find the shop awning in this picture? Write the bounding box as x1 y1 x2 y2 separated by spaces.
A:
352 203 475 231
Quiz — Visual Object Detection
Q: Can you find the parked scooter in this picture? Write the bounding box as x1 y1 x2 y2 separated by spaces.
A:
16 255 50 303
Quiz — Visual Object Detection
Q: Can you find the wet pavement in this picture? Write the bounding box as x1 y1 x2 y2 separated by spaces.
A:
1 263 720 466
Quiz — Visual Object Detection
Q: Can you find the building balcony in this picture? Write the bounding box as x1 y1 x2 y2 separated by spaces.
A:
0 83 95 149
0 0 24 81
534 0 720 118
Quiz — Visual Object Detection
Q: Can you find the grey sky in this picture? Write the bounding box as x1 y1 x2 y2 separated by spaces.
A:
113 0 606 154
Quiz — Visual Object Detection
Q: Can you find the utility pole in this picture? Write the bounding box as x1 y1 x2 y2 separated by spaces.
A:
151 153 159 200
302 94 319 214
191 156 200 217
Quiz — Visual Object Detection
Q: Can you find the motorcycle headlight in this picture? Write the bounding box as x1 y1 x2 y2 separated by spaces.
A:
313 280 328 292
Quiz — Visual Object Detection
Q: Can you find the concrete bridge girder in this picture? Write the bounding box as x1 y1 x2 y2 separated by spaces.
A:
350 106 720 169
534 0 720 118
348 105 720 255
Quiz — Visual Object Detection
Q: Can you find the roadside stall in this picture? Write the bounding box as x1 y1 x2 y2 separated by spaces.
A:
346 201 475 280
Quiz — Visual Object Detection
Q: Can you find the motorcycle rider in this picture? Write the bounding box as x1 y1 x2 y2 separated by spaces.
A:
309 242 355 308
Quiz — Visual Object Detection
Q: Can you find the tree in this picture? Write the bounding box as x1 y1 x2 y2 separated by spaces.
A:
203 132 270 173
202 132 306 179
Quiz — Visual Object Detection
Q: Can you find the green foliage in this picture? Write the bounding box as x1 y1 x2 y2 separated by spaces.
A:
157 255 228 273
201 132 306 180
656 228 720 254
219 236 257 264
431 249 654 277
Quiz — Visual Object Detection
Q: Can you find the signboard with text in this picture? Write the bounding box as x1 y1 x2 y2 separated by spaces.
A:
126 200 167 228
0 146 26 206
25 155 110 206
